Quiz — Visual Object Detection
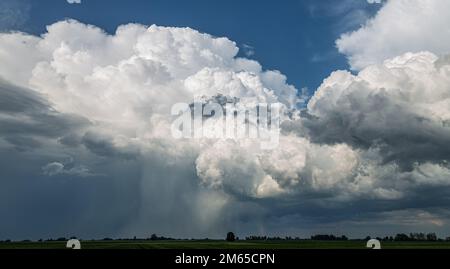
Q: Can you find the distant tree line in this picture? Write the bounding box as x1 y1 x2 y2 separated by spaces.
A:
310 235 349 241
244 234 349 241
245 233 447 242
245 236 312 241
2 232 450 243
371 233 441 242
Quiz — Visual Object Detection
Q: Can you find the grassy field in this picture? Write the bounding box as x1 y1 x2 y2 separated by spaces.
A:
1 240 450 249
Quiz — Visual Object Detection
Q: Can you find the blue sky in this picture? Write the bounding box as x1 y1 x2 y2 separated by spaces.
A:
2 0 381 93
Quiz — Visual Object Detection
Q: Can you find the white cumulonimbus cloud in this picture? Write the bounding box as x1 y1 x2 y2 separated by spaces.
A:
0 13 450 238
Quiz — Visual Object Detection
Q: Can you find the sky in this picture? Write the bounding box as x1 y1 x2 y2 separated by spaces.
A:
1 0 450 241
0 0 382 93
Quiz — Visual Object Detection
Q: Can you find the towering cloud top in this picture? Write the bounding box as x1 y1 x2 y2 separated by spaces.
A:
337 0 450 70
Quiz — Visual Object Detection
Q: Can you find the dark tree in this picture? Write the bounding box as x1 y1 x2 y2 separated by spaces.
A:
426 233 438 241
311 234 342 241
394 233 410 241
226 232 236 242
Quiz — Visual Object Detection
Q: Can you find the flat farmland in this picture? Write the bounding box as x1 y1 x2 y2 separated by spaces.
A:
1 240 450 249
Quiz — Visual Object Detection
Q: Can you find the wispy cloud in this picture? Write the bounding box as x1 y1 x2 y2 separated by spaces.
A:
307 0 380 33
242 44 255 57
0 0 30 31
67 0 82 4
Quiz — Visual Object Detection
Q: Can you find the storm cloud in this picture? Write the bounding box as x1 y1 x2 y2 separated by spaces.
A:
1 5 450 240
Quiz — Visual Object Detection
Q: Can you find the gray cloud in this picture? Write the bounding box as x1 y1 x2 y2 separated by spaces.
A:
302 53 450 170
0 78 90 149
42 162 95 177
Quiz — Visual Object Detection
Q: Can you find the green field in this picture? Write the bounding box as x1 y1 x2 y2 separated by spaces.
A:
1 240 450 249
